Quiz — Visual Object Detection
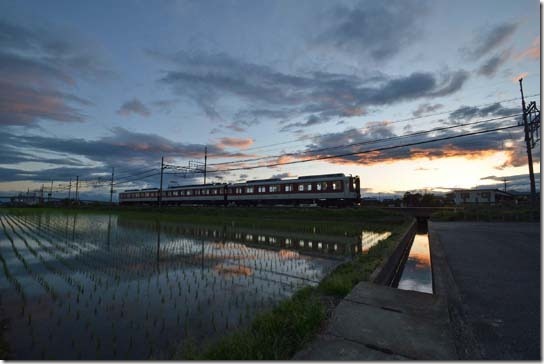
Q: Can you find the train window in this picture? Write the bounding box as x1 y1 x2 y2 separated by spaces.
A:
285 184 293 192
187 190 192 196
322 182 328 190
298 184 304 192
258 186 266 193
316 183 322 191
145 192 150 197
307 184 312 191
236 187 242 194
269 185 278 193
246 186 254 193
332 182 338 190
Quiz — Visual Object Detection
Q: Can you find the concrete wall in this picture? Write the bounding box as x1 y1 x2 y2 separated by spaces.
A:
370 219 417 286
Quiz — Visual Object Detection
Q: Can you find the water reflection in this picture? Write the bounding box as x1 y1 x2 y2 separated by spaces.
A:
0 212 392 360
397 233 433 294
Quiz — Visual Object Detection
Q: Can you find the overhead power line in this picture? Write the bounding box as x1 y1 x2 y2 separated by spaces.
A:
208 113 522 167
207 93 539 156
203 124 522 174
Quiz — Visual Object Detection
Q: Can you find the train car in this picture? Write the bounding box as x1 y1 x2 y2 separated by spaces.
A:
227 173 360 206
119 188 159 205
161 183 227 205
119 173 360 206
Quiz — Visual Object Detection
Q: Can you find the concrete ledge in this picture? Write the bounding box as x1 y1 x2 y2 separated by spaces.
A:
370 219 417 285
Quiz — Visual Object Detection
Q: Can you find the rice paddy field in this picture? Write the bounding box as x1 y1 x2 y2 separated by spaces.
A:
0 208 395 359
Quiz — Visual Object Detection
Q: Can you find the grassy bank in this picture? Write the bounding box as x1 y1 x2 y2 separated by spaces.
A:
5 206 405 237
177 218 412 360
431 206 540 222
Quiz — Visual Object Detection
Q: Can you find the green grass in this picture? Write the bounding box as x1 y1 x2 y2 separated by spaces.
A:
431 205 540 222
175 219 412 360
4 206 405 237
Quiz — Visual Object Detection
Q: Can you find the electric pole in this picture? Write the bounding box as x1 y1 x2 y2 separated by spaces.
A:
40 184 44 204
68 178 72 201
204 146 207 185
49 180 53 202
159 156 164 207
75 175 79 203
519 78 538 205
110 167 115 204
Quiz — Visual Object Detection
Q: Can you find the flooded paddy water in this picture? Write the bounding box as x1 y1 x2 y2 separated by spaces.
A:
0 211 391 359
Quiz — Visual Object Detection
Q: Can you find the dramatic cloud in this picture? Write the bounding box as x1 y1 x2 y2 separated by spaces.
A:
215 137 254 149
463 22 518 60
315 0 427 61
156 51 469 131
0 128 254 185
412 103 444 117
117 98 151 117
0 19 107 126
478 173 540 192
298 115 532 169
448 102 519 122
515 37 540 61
478 49 512 77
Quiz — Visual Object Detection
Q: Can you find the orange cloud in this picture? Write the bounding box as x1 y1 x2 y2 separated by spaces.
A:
515 37 540 60
216 137 254 149
512 72 529 83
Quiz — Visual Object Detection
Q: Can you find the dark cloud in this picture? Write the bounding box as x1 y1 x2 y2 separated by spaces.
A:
412 103 444 117
463 22 518 60
0 82 89 125
449 102 519 122
477 49 511 77
156 51 469 132
315 0 427 61
270 172 295 179
478 173 540 192
117 98 151 118
0 19 109 126
0 128 254 186
300 115 533 169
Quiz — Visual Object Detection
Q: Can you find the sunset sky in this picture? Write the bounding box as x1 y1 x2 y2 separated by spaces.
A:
0 0 540 200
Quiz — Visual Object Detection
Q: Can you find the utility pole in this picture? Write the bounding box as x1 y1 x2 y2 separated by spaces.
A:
519 78 537 205
40 184 44 203
159 156 164 207
68 178 72 201
503 178 507 193
49 180 53 202
110 167 115 204
204 146 207 185
75 176 79 203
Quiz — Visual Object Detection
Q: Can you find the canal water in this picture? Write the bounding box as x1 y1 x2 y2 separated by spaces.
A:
0 211 391 359
397 223 433 294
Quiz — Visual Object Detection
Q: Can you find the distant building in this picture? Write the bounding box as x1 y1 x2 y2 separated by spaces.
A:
10 192 42 205
452 189 513 205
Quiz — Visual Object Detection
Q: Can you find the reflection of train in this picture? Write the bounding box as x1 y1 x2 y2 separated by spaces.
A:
119 173 360 206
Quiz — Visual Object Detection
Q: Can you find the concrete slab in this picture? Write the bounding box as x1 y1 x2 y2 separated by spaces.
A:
293 333 409 360
344 281 448 323
325 298 457 360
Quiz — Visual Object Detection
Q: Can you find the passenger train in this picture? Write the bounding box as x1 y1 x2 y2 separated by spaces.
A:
119 173 360 206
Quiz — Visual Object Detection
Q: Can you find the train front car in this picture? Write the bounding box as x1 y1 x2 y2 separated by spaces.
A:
226 173 360 206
